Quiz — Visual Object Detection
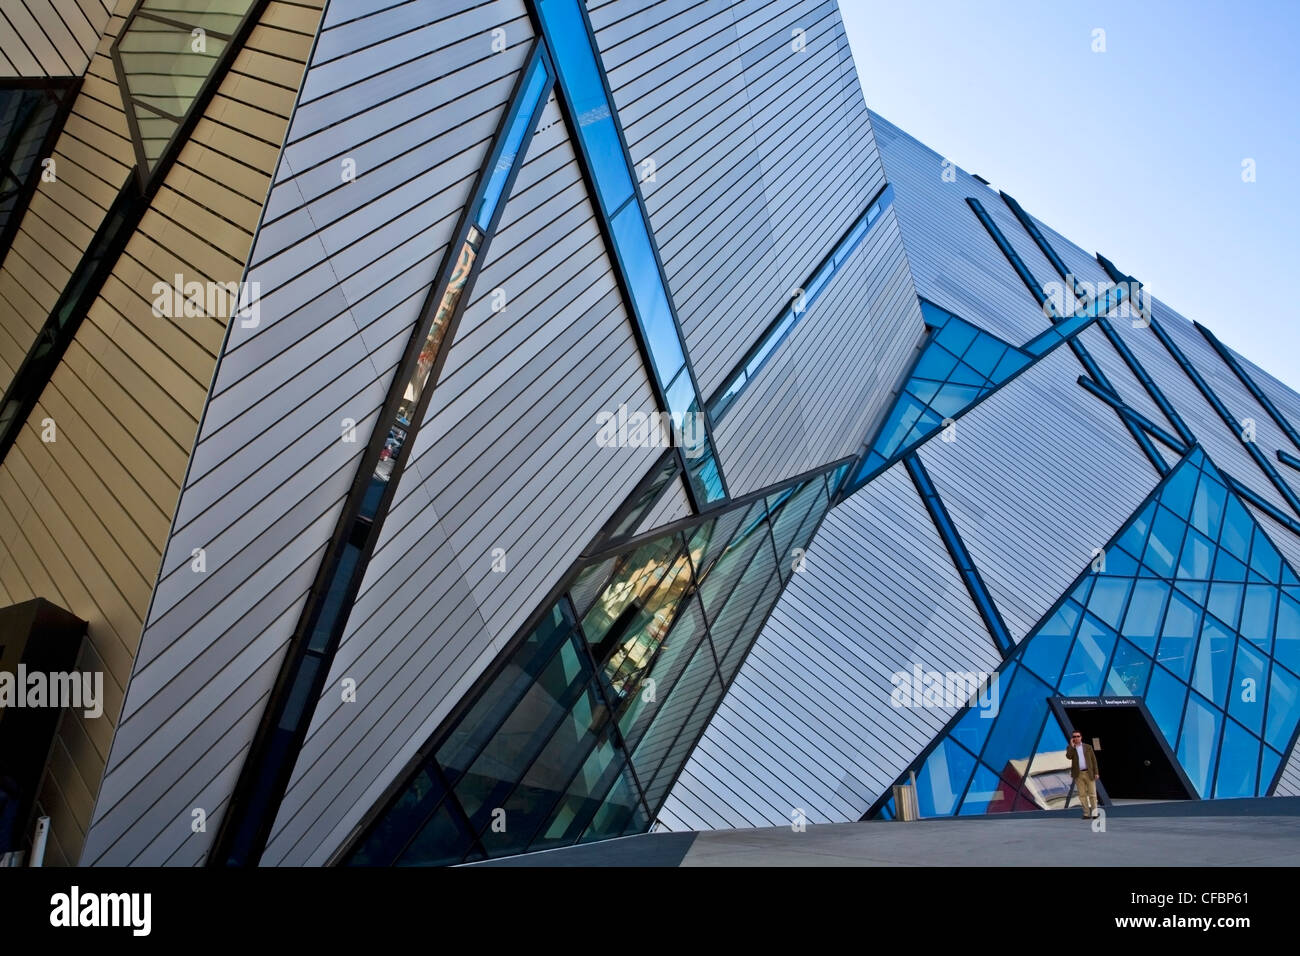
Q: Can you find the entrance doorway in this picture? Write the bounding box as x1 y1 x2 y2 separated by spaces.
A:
1051 697 1195 804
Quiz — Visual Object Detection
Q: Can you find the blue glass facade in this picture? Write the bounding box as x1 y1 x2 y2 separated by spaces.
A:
873 447 1300 818
852 302 1031 484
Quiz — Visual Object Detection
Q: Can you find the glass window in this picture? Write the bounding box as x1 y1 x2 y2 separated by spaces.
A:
1239 584 1276 653
1207 580 1243 631
1087 577 1132 630
1022 717 1077 811
949 666 1008 757
348 767 446 866
1157 589 1200 681
629 640 717 796
1192 616 1235 707
1105 639 1152 696
452 635 589 829
1190 471 1227 540
609 203 684 385
1121 578 1169 655
639 671 722 812
1213 720 1259 800
1160 463 1200 519
579 761 649 844
1259 747 1284 795
980 667 1052 777
617 593 709 752
537 0 633 213
1177 693 1222 797
1144 664 1187 746
113 0 255 181
1059 614 1117 696
395 800 480 867
958 763 1013 816
1265 665 1300 752
1020 607 1078 685
1143 506 1186 578
475 56 550 230
1219 495 1254 562
1275 594 1300 675
1228 638 1267 735
1176 528 1215 580
479 680 613 857
915 739 977 816
1249 529 1283 583
768 478 829 582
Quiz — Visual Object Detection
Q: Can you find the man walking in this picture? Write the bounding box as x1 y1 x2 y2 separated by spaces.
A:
1065 730 1101 819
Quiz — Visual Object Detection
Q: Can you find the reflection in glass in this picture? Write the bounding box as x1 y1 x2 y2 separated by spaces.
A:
881 448 1300 820
364 229 482 507
348 467 836 864
114 0 254 179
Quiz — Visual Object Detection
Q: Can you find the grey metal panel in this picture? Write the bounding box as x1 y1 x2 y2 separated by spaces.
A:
260 95 667 866
81 0 533 866
918 345 1160 643
1075 324 1178 435
1111 300 1293 515
1157 306 1298 488
635 474 693 535
869 111 1052 347
590 0 884 397
713 207 925 496
1275 739 1300 797
1236 352 1300 453
658 462 1000 829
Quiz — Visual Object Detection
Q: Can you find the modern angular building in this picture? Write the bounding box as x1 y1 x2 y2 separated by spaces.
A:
1 0 1298 867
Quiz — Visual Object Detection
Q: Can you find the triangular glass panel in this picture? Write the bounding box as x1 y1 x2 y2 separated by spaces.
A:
113 0 257 184
850 301 1032 487
878 447 1300 818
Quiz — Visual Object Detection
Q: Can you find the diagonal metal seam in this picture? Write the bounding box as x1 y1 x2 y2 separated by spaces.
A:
1147 314 1300 519
329 459 847 863
859 443 1205 820
1196 320 1300 454
967 194 1173 478
999 190 1197 449
905 453 1015 658
705 182 897 423
111 0 270 193
1077 375 1189 459
528 0 731 510
208 41 558 867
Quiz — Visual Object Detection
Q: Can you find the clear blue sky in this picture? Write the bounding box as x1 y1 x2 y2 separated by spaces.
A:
840 0 1300 390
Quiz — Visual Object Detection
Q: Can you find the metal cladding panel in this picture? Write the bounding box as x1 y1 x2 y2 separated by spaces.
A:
635 474 692 534
589 0 884 398
80 0 531 866
1115 301 1295 517
0 12 134 394
1074 324 1179 436
713 206 924 496
1158 305 1300 489
917 345 1160 643
261 95 665 866
0 0 323 866
0 0 111 78
1238 352 1300 451
868 110 1052 346
1276 741 1300 797
656 463 1000 829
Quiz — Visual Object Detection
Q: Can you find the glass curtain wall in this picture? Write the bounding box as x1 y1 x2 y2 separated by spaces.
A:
345 465 843 865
